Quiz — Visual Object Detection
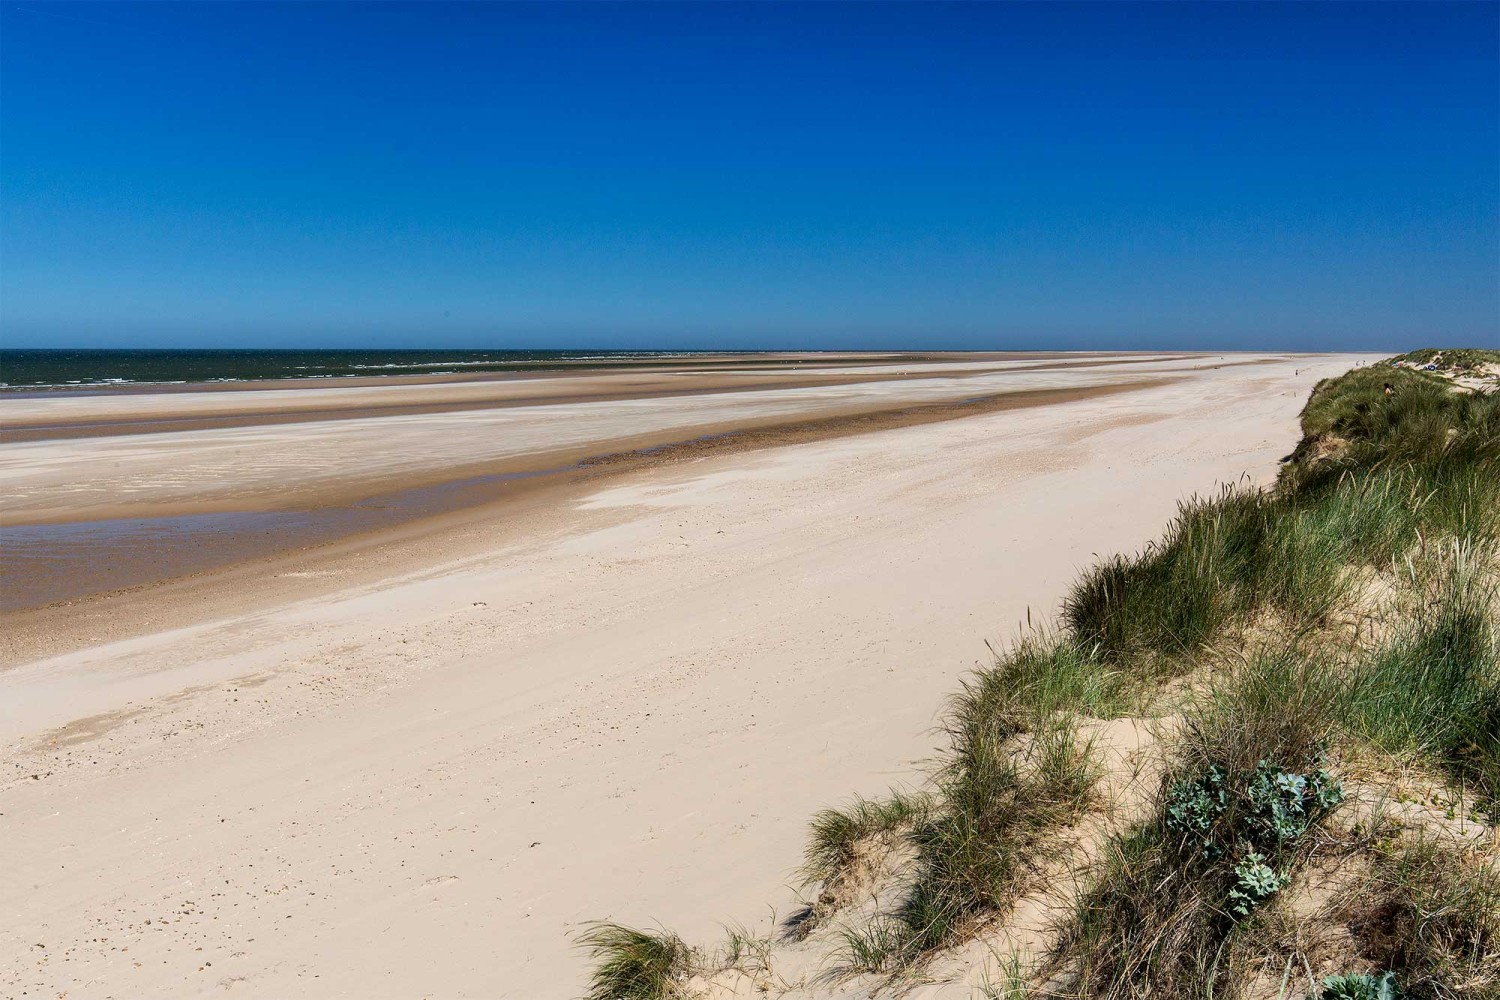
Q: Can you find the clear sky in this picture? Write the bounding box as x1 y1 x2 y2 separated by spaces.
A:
2 1 1496 351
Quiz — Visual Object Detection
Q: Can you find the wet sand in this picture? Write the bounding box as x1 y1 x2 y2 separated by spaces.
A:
0 353 1188 443
0 353 1232 633
2 379 1165 617
0 351 1262 656
0 350 1112 403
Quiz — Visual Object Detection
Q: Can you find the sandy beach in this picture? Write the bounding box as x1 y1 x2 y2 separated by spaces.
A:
0 352 1372 998
0 354 1184 625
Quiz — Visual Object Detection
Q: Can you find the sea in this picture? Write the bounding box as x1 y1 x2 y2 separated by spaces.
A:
0 348 716 391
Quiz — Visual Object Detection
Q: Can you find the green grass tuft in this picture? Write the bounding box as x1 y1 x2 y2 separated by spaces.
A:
799 788 930 891
1063 485 1271 665
966 634 1145 725
869 714 1101 968
577 922 695 1000
1063 360 1499 681
1332 544 1500 804
1283 362 1500 492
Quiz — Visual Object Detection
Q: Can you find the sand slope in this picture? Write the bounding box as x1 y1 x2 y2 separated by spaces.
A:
0 354 1368 998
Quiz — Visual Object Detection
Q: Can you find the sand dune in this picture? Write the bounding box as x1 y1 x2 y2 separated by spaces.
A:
0 353 1369 998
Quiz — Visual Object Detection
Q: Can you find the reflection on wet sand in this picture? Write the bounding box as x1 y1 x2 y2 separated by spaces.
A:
2 375 1170 610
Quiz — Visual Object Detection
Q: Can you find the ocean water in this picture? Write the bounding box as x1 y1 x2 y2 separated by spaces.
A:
0 348 710 390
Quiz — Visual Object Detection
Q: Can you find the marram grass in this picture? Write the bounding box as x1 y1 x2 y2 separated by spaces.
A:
577 922 694 1000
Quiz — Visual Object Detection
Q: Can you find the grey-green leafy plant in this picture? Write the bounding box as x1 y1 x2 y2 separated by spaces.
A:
1312 971 1402 1000
1245 757 1344 845
1165 765 1228 857
1227 851 1283 918
1164 756 1343 916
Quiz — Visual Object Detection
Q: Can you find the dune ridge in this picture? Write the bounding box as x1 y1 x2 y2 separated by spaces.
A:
581 351 1500 1000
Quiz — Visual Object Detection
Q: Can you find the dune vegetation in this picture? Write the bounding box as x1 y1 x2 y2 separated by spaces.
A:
581 350 1500 1000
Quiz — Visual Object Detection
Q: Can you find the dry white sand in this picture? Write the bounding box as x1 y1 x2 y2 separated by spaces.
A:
0 353 1368 998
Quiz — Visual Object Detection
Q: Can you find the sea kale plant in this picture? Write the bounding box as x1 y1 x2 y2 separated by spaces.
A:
1244 758 1346 844
1164 765 1228 858
1228 851 1283 918
1312 972 1403 1000
1164 756 1344 918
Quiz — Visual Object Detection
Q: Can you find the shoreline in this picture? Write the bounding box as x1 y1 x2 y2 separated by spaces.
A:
0 349 1137 399
0 353 1200 442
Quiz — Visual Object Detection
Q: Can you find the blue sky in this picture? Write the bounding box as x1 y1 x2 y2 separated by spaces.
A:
2 1 1496 351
